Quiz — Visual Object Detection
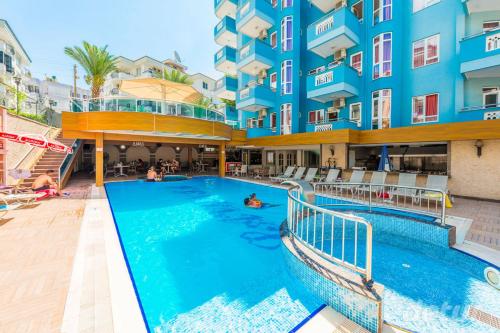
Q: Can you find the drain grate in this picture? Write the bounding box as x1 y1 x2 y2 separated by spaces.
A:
468 306 500 330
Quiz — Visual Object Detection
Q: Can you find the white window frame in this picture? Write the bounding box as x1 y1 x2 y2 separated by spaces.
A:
280 103 292 134
281 60 293 95
271 0 278 8
483 21 500 32
326 107 339 122
372 32 392 79
270 31 277 49
373 0 392 25
270 72 277 90
281 16 293 52
483 87 500 108
246 117 255 129
270 112 277 130
349 102 362 123
371 89 391 129
412 34 440 69
308 109 324 124
412 93 439 124
350 51 363 75
413 0 440 13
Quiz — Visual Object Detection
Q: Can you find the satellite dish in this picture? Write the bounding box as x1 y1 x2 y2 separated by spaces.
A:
174 51 182 64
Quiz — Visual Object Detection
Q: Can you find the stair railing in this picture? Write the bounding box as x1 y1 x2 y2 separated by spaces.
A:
58 139 82 188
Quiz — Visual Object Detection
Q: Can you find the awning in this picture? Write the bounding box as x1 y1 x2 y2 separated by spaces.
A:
119 78 203 104
0 132 73 154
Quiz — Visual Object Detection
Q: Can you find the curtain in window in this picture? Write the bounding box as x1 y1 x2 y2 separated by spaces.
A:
309 112 316 123
382 34 392 76
426 94 438 119
383 0 392 20
427 36 439 64
413 41 425 67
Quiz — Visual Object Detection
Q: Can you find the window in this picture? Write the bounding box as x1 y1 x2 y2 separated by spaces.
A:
412 93 438 123
281 60 292 95
327 108 339 122
0 51 3 64
350 103 362 122
281 16 293 51
270 32 277 49
373 0 392 25
486 33 500 52
372 89 391 129
350 52 362 75
352 1 363 20
413 0 439 12
270 72 277 90
270 112 277 130
280 103 292 134
246 118 255 128
282 0 292 9
4 54 12 73
308 109 324 124
413 34 439 68
308 66 325 76
202 82 208 90
257 117 264 128
483 87 499 108
483 21 500 32
373 33 392 79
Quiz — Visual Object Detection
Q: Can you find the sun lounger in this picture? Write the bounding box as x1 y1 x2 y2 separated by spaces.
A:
337 170 366 194
321 169 340 183
291 167 306 180
389 173 418 200
358 171 387 195
303 168 318 182
419 175 450 206
270 166 295 182
0 192 44 205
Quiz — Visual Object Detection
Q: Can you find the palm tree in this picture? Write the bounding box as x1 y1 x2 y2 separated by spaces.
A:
156 68 192 84
64 41 117 98
194 96 214 109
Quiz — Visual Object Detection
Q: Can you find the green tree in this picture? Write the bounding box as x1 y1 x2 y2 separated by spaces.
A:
64 41 117 98
193 96 214 108
155 68 192 84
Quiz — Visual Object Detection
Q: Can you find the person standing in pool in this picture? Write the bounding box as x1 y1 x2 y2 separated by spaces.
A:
147 167 158 182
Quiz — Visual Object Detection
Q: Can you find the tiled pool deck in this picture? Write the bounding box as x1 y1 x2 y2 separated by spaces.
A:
0 175 498 332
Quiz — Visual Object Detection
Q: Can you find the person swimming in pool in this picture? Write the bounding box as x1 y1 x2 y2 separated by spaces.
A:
146 167 158 182
244 193 262 208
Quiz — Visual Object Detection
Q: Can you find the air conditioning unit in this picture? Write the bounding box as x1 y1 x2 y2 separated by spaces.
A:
484 111 500 120
334 49 347 61
258 30 268 40
335 0 347 10
333 97 346 109
259 109 268 118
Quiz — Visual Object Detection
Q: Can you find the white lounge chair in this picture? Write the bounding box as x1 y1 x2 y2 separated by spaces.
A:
389 173 418 200
0 192 44 205
358 171 387 195
419 175 449 204
321 169 340 183
232 165 248 177
338 170 366 194
303 168 318 182
291 167 306 180
270 166 295 182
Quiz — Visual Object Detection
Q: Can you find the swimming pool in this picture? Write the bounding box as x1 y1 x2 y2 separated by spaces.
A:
106 177 500 333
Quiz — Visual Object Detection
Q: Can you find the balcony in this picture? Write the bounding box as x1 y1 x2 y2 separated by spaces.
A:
463 0 500 14
236 0 275 39
214 46 237 76
214 76 238 100
307 7 362 58
246 127 276 138
214 16 237 48
307 63 361 103
236 84 275 112
214 0 238 19
306 119 359 133
310 0 347 13
237 39 274 76
460 29 500 79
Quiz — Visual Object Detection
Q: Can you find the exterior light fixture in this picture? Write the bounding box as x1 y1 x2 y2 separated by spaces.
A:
175 146 180 152
474 140 484 157
120 144 126 150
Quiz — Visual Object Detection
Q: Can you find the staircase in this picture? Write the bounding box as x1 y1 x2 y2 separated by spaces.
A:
22 133 76 189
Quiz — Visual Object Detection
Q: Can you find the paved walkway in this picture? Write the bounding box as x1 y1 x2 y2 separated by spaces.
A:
0 178 90 333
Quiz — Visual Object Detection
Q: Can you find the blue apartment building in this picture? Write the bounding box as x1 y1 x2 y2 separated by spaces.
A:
214 0 500 199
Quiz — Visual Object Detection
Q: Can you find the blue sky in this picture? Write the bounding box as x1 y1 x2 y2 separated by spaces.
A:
3 0 221 87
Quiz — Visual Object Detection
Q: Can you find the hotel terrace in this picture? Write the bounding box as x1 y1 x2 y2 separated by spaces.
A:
1 1 500 333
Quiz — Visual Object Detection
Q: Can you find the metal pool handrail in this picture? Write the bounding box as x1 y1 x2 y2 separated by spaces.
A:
313 182 447 225
287 187 373 283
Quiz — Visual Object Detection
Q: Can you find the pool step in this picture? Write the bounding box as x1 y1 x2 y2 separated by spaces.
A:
293 306 409 333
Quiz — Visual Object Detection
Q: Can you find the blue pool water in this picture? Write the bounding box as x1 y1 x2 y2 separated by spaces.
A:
106 177 500 333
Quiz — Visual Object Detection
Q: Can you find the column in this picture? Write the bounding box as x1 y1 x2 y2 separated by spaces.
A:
187 147 193 169
95 132 104 186
219 143 226 177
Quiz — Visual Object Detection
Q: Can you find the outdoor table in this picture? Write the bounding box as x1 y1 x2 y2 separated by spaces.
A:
114 165 129 177
199 163 207 173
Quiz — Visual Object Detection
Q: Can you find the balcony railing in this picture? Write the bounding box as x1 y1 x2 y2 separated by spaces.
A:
236 0 275 38
307 62 361 103
69 97 226 123
460 28 500 76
